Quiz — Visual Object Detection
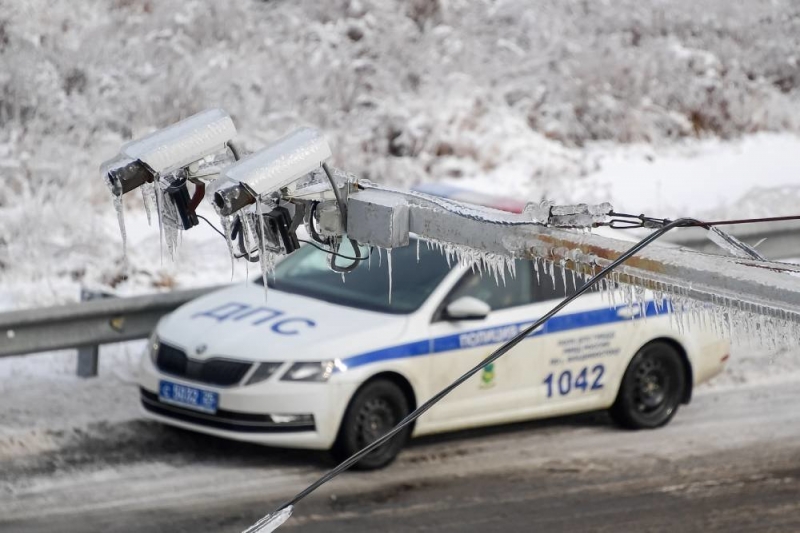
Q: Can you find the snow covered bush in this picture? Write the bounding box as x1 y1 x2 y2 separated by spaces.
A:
0 0 799 305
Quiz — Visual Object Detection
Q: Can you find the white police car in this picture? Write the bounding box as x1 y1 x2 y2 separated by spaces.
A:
139 189 729 469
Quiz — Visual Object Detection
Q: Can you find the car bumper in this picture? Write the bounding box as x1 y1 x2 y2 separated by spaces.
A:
138 355 350 450
693 338 730 385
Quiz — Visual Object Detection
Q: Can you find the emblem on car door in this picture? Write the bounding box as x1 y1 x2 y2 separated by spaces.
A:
480 363 496 389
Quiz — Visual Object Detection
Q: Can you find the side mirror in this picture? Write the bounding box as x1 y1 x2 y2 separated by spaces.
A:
444 296 491 320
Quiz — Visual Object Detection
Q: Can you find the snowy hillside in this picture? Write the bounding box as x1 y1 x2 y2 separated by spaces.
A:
1 0 800 308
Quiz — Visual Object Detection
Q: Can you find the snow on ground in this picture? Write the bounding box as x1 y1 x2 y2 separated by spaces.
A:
451 132 800 219
575 133 800 219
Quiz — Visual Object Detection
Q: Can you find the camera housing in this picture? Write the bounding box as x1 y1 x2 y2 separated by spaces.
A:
101 108 237 197
213 128 331 216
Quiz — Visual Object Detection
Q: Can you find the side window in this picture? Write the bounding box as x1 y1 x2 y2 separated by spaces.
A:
445 260 533 312
533 263 579 303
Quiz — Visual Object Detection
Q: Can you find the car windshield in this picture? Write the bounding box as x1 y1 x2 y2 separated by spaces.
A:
262 239 453 314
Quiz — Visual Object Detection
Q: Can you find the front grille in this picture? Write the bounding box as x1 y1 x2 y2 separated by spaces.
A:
155 343 252 387
140 389 315 433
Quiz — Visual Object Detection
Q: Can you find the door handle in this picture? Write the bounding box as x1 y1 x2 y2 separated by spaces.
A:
616 306 641 318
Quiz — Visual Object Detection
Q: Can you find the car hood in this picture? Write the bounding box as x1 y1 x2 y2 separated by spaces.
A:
157 283 411 363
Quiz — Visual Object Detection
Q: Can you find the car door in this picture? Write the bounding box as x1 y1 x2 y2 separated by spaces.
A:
424 260 540 428
527 266 641 416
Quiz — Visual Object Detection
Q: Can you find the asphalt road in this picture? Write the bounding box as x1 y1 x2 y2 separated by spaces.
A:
4 380 800 533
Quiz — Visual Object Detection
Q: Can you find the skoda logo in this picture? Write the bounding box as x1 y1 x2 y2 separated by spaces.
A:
196 343 208 355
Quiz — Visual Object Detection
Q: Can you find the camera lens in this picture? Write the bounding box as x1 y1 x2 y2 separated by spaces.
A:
105 158 152 196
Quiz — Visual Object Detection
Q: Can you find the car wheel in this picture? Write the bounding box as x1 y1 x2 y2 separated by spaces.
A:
610 341 686 429
332 379 411 470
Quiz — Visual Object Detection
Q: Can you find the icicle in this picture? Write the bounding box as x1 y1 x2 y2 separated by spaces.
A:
416 239 420 263
219 213 236 280
256 198 270 301
608 273 617 309
368 246 372 270
154 183 165 264
113 194 127 262
141 181 157 226
242 505 293 533
387 249 393 304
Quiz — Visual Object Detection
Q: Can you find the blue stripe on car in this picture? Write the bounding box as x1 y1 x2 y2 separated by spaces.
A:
340 301 663 370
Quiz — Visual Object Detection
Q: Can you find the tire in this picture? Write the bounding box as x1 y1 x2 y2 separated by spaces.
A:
332 379 411 470
610 341 687 429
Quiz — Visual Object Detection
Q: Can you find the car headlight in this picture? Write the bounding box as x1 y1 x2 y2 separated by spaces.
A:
245 362 284 385
147 331 160 364
281 361 336 382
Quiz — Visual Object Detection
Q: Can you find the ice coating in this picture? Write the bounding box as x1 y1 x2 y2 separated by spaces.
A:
387 249 393 304
256 198 270 300
153 181 181 260
706 226 766 260
523 200 554 224
112 195 127 260
593 266 798 348
221 128 331 197
548 213 602 228
240 208 261 265
361 180 551 226
542 253 798 348
99 147 800 351
473 227 800 349
216 209 236 279
423 237 516 283
255 197 279 300
121 108 236 176
550 202 613 216
360 181 613 229
241 505 293 533
415 227 783 346
141 181 157 226
547 202 612 228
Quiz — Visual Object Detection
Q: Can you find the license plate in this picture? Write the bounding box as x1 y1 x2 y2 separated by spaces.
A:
159 380 219 414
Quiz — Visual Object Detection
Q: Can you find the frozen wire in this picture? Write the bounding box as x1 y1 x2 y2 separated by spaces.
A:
227 141 243 161
197 214 369 263
606 212 800 230
298 238 368 262
198 214 226 239
321 162 347 225
245 218 699 531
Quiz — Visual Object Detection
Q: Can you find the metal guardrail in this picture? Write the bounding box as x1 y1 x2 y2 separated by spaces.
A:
0 285 224 376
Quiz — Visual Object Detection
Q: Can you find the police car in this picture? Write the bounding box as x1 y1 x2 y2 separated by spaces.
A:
139 186 729 469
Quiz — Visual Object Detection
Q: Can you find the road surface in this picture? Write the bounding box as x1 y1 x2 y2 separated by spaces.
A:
3 380 800 532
